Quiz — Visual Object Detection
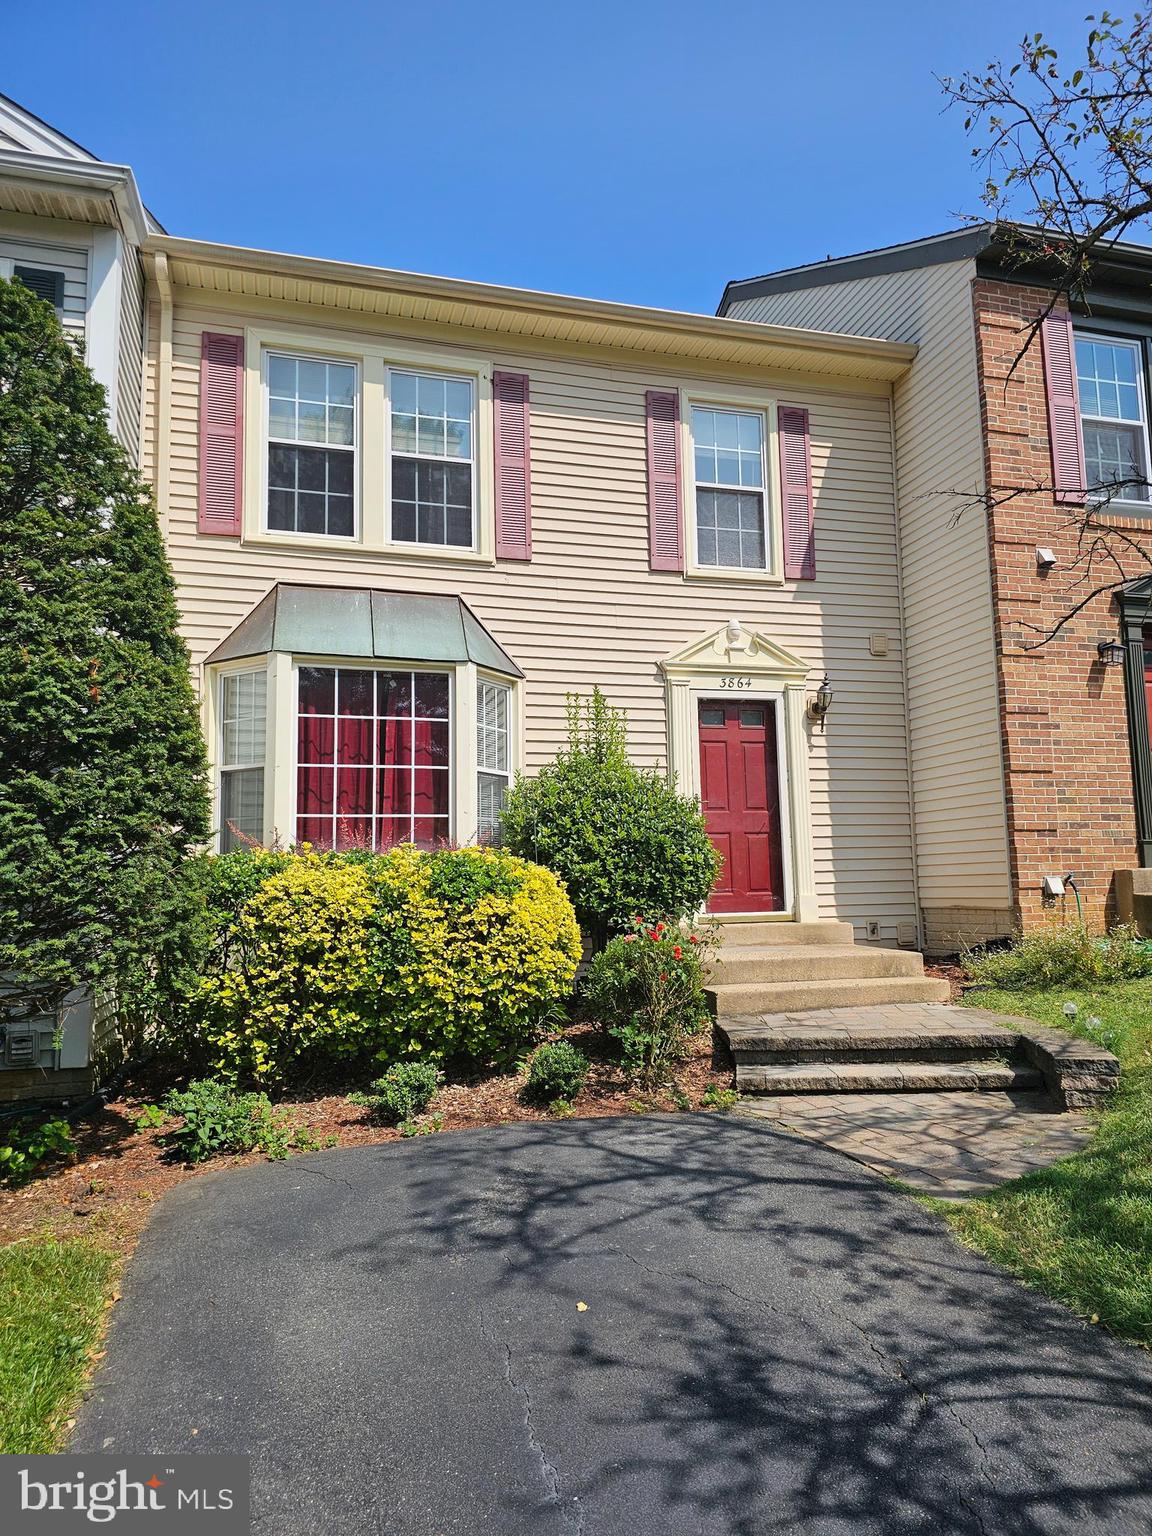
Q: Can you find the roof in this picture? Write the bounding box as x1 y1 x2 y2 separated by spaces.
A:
205 584 524 676
148 235 917 382
719 223 1152 314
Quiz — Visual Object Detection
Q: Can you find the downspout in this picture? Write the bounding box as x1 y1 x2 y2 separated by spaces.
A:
886 379 925 951
144 249 173 540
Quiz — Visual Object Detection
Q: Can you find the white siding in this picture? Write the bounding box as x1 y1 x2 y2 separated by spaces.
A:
151 295 920 939
727 262 1013 915
0 219 87 333
116 244 144 463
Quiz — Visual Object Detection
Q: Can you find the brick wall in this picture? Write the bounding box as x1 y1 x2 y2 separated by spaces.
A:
972 277 1141 930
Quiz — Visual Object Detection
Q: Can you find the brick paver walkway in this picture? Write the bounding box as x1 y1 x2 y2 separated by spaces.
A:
740 1089 1093 1197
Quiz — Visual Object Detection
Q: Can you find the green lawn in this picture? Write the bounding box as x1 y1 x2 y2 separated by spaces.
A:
949 979 1152 1347
0 1238 117 1452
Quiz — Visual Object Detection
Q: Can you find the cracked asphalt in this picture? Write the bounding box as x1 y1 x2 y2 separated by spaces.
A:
73 1115 1152 1534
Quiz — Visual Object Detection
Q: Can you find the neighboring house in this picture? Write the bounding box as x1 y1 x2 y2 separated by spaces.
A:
720 227 1152 947
0 97 154 1100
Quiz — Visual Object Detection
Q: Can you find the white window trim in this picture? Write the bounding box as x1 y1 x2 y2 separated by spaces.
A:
262 348 361 542
217 667 268 852
385 365 479 556
243 325 495 562
204 655 273 853
679 388 784 583
1076 330 1152 510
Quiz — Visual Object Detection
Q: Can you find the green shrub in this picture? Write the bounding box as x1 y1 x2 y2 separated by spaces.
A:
186 844 580 1082
967 923 1152 990
0 1117 75 1186
500 689 720 947
523 1040 589 1105
348 1061 441 1123
581 919 712 1088
155 1078 309 1163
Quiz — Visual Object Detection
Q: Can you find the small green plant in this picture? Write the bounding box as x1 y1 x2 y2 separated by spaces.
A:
547 1098 576 1118
347 1061 442 1124
701 1083 739 1112
0 1117 75 1186
966 923 1152 990
582 919 712 1089
132 1103 167 1131
399 1113 443 1138
158 1078 302 1164
523 1040 590 1105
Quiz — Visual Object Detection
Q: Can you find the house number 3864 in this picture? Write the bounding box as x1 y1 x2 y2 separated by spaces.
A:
719 675 753 689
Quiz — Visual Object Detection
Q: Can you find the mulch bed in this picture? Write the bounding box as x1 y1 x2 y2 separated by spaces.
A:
925 960 968 1002
0 1024 736 1252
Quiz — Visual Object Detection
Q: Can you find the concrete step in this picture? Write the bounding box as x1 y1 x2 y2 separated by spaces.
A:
736 1060 1045 1094
712 920 856 948
708 975 952 1017
709 944 926 985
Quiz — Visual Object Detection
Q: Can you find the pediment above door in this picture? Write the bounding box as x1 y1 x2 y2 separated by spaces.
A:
659 621 811 683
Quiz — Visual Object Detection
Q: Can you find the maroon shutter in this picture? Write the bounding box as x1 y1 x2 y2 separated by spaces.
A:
646 389 683 571
779 405 815 579
493 371 532 560
1040 310 1086 503
198 332 244 535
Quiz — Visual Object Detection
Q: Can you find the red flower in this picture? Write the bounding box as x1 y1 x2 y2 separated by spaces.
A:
648 929 661 942
655 922 666 935
688 935 699 945
659 972 668 982
673 945 683 959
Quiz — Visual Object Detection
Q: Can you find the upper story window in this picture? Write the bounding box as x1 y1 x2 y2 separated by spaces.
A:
266 353 357 537
691 406 767 569
12 265 64 315
1076 335 1150 503
219 669 266 851
390 370 475 548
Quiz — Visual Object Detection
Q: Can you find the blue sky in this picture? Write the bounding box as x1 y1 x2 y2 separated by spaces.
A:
4 0 1092 313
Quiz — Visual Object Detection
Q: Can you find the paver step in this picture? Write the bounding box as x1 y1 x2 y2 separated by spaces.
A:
709 944 926 984
721 1018 1020 1061
708 975 951 1017
736 1060 1045 1094
712 920 856 948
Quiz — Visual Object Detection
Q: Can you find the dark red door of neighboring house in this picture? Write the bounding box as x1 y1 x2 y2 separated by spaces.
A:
698 699 785 914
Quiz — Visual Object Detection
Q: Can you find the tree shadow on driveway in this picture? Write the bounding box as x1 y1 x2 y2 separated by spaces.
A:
75 1114 1152 1536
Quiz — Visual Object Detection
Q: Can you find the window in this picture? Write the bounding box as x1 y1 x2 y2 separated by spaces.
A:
13 265 64 314
266 353 357 537
477 681 511 842
691 406 767 569
1076 334 1151 503
219 670 266 851
296 666 450 850
390 370 475 548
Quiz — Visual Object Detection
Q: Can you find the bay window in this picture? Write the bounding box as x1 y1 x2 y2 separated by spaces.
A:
1076 334 1151 503
266 353 357 536
296 665 451 850
691 405 767 569
477 680 512 842
219 669 266 851
390 370 475 548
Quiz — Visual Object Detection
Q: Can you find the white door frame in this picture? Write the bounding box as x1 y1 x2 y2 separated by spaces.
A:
660 621 820 922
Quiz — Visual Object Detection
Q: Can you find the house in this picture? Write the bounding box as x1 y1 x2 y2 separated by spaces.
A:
0 97 154 1100
721 228 1152 948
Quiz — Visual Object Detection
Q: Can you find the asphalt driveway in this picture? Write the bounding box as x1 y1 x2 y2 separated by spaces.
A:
74 1115 1152 1535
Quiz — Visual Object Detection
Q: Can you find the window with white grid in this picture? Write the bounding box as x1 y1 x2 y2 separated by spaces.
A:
219 669 266 851
390 370 475 548
1076 334 1151 503
691 406 767 569
476 680 511 843
266 353 357 536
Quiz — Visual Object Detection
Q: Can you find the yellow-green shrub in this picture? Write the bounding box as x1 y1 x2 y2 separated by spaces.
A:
188 845 580 1081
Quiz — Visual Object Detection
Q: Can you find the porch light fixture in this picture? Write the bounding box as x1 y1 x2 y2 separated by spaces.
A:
807 674 833 731
1097 638 1126 668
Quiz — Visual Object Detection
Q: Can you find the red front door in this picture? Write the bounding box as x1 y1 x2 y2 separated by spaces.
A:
698 699 786 914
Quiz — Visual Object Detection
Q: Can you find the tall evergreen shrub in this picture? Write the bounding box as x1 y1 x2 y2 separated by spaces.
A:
0 276 210 1024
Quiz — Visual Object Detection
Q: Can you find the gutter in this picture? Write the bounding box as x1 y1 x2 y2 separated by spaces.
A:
144 250 174 538
0 149 150 246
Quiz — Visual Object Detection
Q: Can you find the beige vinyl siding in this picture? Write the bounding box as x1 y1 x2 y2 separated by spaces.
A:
0 220 87 333
115 245 144 463
727 262 1012 913
152 295 917 938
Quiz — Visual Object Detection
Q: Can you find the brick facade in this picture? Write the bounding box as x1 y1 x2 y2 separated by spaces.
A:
972 277 1143 931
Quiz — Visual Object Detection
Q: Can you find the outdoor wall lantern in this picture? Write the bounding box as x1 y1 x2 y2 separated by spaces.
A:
807 674 834 731
1097 638 1126 668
